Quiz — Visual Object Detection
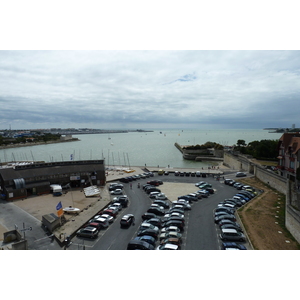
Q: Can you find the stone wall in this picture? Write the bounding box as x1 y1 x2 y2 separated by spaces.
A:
224 151 300 244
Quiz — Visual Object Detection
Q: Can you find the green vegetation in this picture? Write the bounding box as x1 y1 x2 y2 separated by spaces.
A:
234 139 279 160
0 133 61 146
183 141 224 150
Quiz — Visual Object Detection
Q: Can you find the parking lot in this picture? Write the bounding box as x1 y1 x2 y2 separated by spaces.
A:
68 170 254 250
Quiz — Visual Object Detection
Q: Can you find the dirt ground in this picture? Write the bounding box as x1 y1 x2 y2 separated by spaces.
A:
237 177 300 250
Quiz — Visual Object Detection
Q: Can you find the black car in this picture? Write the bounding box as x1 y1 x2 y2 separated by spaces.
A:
144 217 162 228
162 216 185 225
127 240 154 250
147 207 164 216
141 212 158 220
145 187 161 194
120 214 135 228
218 219 241 228
109 184 124 191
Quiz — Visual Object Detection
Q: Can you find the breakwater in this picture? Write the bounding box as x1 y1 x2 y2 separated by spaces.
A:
174 142 223 161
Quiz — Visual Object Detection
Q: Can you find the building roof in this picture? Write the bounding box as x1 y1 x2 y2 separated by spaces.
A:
279 133 300 155
0 160 105 181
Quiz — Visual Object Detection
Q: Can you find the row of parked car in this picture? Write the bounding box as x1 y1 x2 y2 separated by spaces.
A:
127 180 191 250
76 183 128 239
119 172 154 183
213 179 258 249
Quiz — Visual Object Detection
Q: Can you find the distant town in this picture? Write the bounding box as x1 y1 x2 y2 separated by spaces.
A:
0 128 153 138
264 124 300 133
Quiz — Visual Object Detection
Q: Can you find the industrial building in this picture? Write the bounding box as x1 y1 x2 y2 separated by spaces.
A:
0 160 106 201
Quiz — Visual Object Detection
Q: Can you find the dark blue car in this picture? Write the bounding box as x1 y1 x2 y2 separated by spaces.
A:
222 242 247 250
134 235 156 246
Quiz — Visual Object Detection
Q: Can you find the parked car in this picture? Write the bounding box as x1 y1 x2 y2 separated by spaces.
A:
149 191 160 199
155 193 168 200
153 199 170 208
220 224 244 233
141 212 158 220
144 217 162 228
109 184 124 191
221 242 247 250
137 229 158 240
88 217 109 228
160 237 182 248
236 172 247 177
156 243 179 250
110 189 123 195
101 207 118 217
218 219 241 228
120 214 135 228
138 222 160 234
161 226 181 233
147 207 164 216
84 222 102 231
219 228 246 242
159 231 182 242
172 201 191 210
76 226 99 239
197 190 209 198
215 207 236 214
127 240 154 250
162 219 185 231
145 187 161 194
133 235 156 246
108 203 122 212
214 214 236 224
195 181 207 187
112 195 129 207
99 213 114 223
214 211 235 218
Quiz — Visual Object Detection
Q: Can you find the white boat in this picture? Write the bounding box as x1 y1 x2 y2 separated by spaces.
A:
63 206 80 214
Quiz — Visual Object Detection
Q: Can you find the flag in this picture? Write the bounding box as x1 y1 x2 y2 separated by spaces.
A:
56 201 64 217
56 201 62 210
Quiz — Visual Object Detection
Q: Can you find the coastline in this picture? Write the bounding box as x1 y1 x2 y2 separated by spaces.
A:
0 138 80 150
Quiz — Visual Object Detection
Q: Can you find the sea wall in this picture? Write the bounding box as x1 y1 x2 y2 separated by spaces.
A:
175 142 223 161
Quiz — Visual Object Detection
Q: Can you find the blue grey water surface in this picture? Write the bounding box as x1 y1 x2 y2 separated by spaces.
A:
0 129 282 168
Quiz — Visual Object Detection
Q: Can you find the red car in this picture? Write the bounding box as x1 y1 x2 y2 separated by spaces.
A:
99 209 117 218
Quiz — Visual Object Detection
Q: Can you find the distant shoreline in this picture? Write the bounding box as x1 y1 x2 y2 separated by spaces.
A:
0 138 80 150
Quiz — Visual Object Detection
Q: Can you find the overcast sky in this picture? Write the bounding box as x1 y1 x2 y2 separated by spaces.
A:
1 50 300 130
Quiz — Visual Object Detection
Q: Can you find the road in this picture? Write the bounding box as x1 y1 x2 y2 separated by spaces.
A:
71 171 245 250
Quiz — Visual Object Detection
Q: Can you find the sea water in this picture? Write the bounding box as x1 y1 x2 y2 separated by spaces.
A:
0 129 282 168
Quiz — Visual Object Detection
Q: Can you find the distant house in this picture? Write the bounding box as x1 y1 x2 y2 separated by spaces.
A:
277 132 300 181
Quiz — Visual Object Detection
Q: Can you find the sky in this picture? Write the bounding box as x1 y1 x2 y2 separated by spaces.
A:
1 2 300 131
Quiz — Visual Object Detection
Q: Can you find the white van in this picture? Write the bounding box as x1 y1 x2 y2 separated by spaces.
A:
220 228 246 242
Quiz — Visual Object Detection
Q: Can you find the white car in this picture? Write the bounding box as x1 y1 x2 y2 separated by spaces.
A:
163 212 184 219
161 226 181 233
150 204 164 211
108 203 122 211
139 222 160 233
110 189 123 195
99 213 114 223
155 193 168 200
156 243 179 250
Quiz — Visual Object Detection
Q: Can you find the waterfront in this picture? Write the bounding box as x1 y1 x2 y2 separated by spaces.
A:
0 129 282 168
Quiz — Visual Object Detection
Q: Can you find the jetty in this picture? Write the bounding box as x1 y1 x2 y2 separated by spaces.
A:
174 142 224 162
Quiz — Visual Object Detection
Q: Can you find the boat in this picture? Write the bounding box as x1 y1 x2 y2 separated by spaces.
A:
63 206 80 214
